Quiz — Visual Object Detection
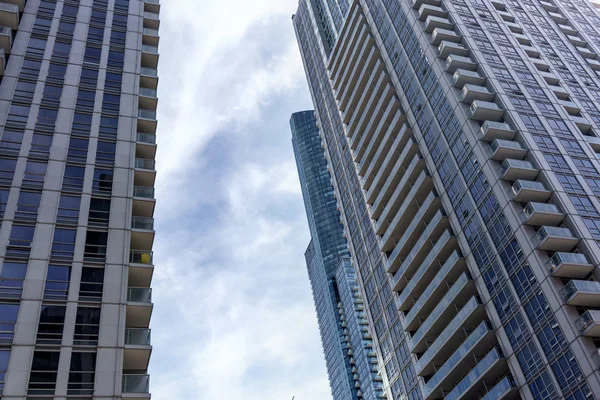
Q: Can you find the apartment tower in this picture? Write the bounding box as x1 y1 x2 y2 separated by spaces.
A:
292 110 385 399
294 0 600 398
0 0 158 398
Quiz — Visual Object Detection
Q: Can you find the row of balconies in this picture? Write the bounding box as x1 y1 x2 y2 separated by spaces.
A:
125 1 160 398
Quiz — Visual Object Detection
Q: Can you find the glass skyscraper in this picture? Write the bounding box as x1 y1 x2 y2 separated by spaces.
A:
293 0 600 398
291 110 384 399
0 0 158 397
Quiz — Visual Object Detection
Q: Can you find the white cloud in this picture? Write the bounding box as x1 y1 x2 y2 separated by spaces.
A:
148 0 329 399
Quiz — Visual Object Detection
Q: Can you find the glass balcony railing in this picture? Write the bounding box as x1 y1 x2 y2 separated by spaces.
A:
548 252 589 273
0 3 18 12
524 202 560 218
125 328 151 346
137 132 156 144
122 374 149 393
404 247 459 326
534 226 575 242
145 0 160 4
144 11 159 20
512 179 546 193
139 87 158 98
577 310 600 334
491 139 523 152
481 376 517 400
138 109 157 120
501 159 535 173
141 67 158 77
443 347 503 400
560 280 600 302
142 44 158 54
389 192 437 259
135 158 156 170
130 250 153 264
133 186 155 199
127 287 152 303
424 320 492 396
132 216 154 231
143 27 159 36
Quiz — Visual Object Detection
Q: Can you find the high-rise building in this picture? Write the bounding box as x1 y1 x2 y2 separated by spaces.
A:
294 0 600 398
0 0 158 398
291 110 383 399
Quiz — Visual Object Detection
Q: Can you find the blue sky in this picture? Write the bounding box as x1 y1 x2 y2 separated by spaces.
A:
148 0 330 398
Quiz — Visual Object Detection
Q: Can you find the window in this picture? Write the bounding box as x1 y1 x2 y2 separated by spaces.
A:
0 303 19 344
44 265 71 300
28 351 60 394
50 228 77 261
0 129 24 154
84 231 107 261
79 267 104 302
14 80 37 103
0 350 9 392
67 137 89 163
22 161 47 189
570 195 599 217
57 195 81 225
101 93 120 114
62 165 85 192
0 189 8 219
72 112 92 135
8 225 35 255
88 198 110 227
98 116 118 139
0 158 16 186
92 168 113 194
68 352 96 395
0 262 26 298
76 89 96 111
74 307 100 345
36 305 65 345
14 191 40 222
95 141 116 165
30 133 53 156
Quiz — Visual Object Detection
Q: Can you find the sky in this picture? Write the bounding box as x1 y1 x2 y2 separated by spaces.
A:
148 0 331 399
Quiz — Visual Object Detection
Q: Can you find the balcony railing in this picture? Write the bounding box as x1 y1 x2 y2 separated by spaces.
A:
130 250 153 264
141 67 158 77
143 27 159 36
137 132 156 144
142 44 158 54
561 280 600 304
144 11 159 20
135 158 156 170
577 310 600 336
125 328 151 346
444 347 504 400
132 216 154 231
481 376 517 400
138 109 156 120
133 186 155 199
139 87 158 98
128 287 152 303
122 374 149 393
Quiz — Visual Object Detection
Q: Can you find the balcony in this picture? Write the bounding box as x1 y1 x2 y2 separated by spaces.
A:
490 139 526 161
561 280 600 307
522 202 563 226
124 328 152 370
512 180 550 202
559 99 580 115
410 272 475 353
133 185 156 219
443 348 506 400
513 33 531 45
480 121 515 141
438 41 469 58
138 109 157 133
452 69 485 87
489 0 505 10
445 55 476 73
548 84 570 100
126 288 153 328
547 252 594 278
584 135 600 152
567 34 586 47
521 45 540 58
0 26 11 54
534 226 578 252
403 245 462 331
140 67 159 89
389 207 447 279
419 4 447 20
398 241 461 313
142 27 159 47
417 296 485 376
505 21 523 33
143 11 160 29
468 100 504 121
501 159 537 181
122 374 150 399
0 2 19 30
144 0 160 13
424 16 454 33
131 217 155 250
135 158 156 187
459 84 494 104
129 250 154 288
423 321 495 399
412 0 441 9
577 310 600 337
142 44 159 69
577 47 596 59
139 87 158 111
136 132 157 160
587 59 600 71
432 28 461 45
481 376 519 400
572 115 592 132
